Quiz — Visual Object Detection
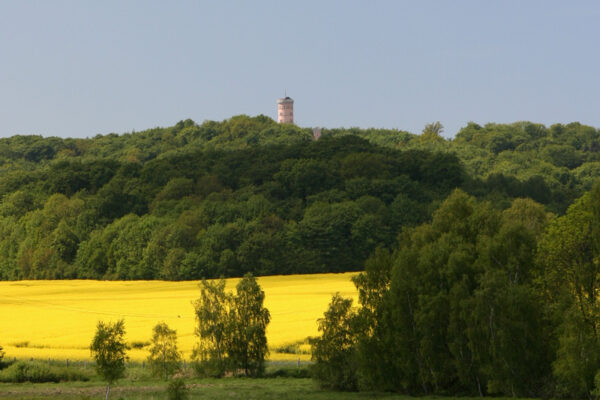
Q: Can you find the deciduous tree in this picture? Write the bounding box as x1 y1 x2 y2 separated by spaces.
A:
192 279 231 377
230 274 270 376
192 275 271 377
147 322 182 380
90 320 128 400
310 294 358 391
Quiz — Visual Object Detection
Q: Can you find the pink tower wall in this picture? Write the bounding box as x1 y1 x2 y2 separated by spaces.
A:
277 97 294 124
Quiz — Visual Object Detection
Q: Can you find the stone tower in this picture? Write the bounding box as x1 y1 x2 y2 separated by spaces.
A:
277 96 294 124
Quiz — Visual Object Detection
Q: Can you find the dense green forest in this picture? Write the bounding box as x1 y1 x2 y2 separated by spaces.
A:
0 116 598 280
312 186 600 399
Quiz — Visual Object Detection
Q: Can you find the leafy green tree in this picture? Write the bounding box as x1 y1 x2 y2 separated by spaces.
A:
160 248 187 281
90 320 128 400
290 201 363 272
153 177 195 203
147 322 182 380
237 220 287 276
351 247 392 325
275 159 340 200
540 144 583 169
89 214 163 279
313 191 554 396
192 279 231 377
0 190 37 218
229 274 270 376
52 220 79 263
420 121 445 142
539 186 600 398
192 275 271 377
310 294 358 391
340 153 390 179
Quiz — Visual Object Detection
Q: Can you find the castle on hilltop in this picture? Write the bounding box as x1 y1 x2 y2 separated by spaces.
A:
277 94 321 140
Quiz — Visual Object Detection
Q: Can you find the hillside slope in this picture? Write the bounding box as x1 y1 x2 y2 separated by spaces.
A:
0 116 597 280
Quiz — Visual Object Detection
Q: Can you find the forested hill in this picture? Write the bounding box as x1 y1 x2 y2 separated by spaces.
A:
0 116 598 280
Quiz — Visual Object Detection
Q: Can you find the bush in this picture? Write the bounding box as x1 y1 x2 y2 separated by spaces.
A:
0 361 89 383
272 339 311 355
191 357 224 378
264 366 311 378
130 341 149 349
167 378 189 400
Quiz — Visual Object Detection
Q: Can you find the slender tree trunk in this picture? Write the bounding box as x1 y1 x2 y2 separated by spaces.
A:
163 350 167 381
105 383 110 400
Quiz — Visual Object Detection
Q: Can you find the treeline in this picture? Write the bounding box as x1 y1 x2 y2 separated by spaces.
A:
0 132 464 280
329 120 600 213
311 186 600 399
0 116 598 279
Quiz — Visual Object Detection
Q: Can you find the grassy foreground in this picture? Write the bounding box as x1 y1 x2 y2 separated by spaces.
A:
0 362 532 400
0 361 536 400
0 377 531 400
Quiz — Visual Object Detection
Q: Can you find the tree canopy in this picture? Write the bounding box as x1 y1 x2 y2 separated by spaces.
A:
0 116 597 280
192 274 270 377
312 184 600 398
90 320 128 400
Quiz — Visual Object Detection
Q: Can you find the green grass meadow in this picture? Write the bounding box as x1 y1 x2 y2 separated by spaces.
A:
0 365 535 400
0 361 533 400
0 378 532 400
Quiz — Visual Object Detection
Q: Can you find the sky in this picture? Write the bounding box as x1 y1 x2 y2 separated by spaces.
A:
1 1 599 139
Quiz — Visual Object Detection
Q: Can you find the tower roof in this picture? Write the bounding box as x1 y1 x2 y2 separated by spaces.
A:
277 96 294 103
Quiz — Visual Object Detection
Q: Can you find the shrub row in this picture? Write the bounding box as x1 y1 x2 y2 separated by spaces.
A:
0 361 90 383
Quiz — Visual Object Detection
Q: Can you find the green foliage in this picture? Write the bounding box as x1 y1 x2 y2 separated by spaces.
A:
0 121 466 280
313 191 558 397
147 322 182 380
166 378 189 400
130 340 149 349
538 186 600 398
192 274 270 378
420 121 445 143
310 294 358 391
90 319 128 398
229 274 271 376
0 117 597 280
192 279 230 377
0 360 89 383
264 365 311 378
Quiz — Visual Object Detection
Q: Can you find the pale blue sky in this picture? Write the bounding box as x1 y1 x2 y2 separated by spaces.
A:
1 1 598 138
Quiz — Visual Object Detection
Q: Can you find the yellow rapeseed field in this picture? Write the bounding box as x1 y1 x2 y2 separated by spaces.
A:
0 273 358 362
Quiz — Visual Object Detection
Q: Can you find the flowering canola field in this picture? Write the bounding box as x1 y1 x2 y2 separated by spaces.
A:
0 273 358 362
